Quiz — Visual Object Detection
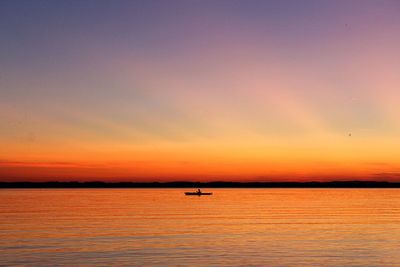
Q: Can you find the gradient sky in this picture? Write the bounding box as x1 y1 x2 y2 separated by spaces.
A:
1 0 400 182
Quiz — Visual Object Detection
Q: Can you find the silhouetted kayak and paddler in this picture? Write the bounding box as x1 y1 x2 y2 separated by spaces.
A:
184 189 212 196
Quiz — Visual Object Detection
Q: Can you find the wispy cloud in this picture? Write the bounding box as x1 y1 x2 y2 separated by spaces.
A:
0 160 102 168
373 172 400 179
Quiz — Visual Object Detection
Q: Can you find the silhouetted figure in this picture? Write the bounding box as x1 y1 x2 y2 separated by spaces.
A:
197 189 201 193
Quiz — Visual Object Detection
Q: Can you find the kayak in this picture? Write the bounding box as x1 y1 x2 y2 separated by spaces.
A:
185 192 212 196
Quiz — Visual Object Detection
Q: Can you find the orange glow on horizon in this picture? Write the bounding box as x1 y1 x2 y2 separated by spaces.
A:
2 133 400 182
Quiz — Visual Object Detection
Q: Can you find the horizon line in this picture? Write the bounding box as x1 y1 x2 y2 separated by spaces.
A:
2 180 400 188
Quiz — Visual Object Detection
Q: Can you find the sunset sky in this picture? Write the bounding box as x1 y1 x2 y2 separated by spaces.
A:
1 0 400 182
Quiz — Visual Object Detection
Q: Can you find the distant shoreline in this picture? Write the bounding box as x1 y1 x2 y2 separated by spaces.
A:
1 181 400 188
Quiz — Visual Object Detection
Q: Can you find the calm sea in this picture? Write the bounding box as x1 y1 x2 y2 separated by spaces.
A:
1 189 400 266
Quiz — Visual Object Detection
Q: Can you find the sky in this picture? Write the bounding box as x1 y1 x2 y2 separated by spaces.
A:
1 0 400 182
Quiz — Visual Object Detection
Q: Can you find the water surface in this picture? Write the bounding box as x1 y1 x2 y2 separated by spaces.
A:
1 189 400 266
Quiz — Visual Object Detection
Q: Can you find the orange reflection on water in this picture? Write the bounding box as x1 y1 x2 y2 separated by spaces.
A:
1 189 400 266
